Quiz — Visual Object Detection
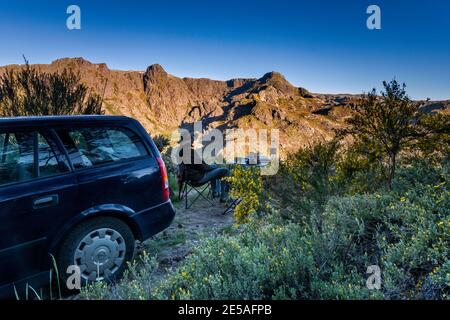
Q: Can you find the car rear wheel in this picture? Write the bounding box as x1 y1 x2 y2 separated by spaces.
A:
57 217 135 289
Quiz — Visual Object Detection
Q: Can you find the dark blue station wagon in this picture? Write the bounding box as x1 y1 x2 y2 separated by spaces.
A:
0 116 175 297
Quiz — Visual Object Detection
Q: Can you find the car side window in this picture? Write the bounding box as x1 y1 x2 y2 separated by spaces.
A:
38 133 66 178
0 132 34 185
56 127 148 169
0 134 4 155
0 131 67 186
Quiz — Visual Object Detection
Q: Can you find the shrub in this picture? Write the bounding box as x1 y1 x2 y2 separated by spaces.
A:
309 263 381 299
81 252 159 300
314 194 392 270
284 140 339 201
81 217 380 300
153 134 170 153
391 158 447 195
380 182 449 299
265 140 340 225
81 161 448 301
0 60 103 116
225 166 263 224
155 221 314 300
335 145 386 194
312 174 449 299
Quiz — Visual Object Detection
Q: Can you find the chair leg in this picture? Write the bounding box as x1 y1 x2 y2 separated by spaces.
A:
183 183 189 210
184 183 215 210
223 198 241 215
185 183 187 209
207 181 213 199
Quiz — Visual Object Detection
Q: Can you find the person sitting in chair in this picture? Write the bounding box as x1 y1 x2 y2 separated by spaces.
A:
178 147 229 203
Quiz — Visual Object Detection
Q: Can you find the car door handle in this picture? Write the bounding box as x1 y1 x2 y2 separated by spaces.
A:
33 195 59 209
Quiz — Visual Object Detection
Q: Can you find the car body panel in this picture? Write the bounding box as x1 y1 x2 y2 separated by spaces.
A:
0 116 175 298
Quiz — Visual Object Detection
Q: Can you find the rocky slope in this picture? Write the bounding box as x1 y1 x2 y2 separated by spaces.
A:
1 58 448 153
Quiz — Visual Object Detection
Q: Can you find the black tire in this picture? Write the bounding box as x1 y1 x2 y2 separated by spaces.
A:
56 217 135 291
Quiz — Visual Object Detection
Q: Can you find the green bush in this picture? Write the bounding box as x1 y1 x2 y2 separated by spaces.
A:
265 140 340 225
81 160 449 300
335 145 387 194
81 253 159 300
315 194 391 269
82 218 380 300
380 183 449 299
391 158 448 195
155 216 384 300
311 176 449 299
155 221 313 300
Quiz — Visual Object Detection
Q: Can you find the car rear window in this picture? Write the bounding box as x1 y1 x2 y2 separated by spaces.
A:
56 127 149 169
0 131 68 186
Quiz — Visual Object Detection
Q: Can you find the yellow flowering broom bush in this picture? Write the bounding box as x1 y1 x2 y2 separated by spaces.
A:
225 165 263 224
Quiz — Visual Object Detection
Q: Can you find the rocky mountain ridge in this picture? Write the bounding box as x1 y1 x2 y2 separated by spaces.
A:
1 58 448 153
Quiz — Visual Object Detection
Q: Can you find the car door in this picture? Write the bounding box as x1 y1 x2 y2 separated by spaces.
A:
0 128 77 287
55 124 161 216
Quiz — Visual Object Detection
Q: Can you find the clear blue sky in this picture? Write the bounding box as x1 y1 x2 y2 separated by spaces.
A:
0 0 449 99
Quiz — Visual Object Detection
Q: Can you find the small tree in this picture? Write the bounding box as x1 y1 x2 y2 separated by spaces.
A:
285 140 340 206
338 80 447 188
0 60 103 117
153 134 170 152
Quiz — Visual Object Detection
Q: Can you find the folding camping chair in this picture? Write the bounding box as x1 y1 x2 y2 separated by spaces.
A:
179 179 216 209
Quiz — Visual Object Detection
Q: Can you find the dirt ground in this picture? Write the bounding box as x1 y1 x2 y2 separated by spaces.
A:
138 194 234 276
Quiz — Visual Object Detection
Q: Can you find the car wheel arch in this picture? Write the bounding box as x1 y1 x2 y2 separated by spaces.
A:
48 210 142 257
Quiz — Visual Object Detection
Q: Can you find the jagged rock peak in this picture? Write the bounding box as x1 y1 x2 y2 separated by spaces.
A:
260 71 285 82
49 57 110 71
258 71 296 95
52 57 92 66
145 64 168 77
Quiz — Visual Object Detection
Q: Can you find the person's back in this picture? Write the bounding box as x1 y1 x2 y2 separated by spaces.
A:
185 163 213 183
177 147 230 202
